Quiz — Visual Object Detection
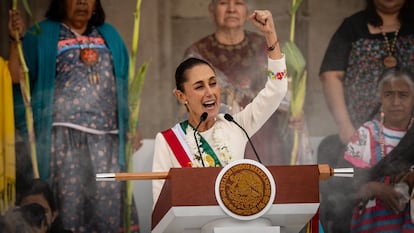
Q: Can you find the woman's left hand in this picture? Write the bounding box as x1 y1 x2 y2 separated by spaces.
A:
132 128 143 151
127 128 143 152
354 181 403 214
289 113 304 131
394 168 414 192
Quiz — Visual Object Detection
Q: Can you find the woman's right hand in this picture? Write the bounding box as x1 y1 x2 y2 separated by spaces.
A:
355 182 406 214
339 123 355 144
8 9 25 40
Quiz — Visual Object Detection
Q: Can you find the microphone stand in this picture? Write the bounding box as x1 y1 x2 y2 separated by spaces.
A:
194 112 208 167
224 113 262 163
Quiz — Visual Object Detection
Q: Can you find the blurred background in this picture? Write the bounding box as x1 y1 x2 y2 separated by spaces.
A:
0 0 365 145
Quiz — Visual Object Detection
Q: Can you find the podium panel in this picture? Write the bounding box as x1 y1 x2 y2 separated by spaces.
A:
152 204 318 233
152 165 321 233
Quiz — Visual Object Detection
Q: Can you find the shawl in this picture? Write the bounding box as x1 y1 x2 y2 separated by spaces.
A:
0 58 16 213
14 20 129 180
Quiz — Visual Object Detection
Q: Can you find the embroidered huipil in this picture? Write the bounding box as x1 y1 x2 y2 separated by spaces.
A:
344 120 414 233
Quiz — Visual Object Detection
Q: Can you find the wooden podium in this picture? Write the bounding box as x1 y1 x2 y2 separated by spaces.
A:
152 164 328 233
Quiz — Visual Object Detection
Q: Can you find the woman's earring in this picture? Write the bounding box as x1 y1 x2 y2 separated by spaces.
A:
184 101 188 105
380 109 385 125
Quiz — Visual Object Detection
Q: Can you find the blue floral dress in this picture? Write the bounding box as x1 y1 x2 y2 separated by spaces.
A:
49 25 139 233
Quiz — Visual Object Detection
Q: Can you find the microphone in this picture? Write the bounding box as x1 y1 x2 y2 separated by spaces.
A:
194 112 208 167
224 113 262 163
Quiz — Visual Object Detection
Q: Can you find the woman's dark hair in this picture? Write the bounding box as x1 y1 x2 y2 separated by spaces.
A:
16 179 57 213
365 0 414 27
45 0 105 26
175 57 215 92
3 205 46 233
16 179 72 233
20 203 48 230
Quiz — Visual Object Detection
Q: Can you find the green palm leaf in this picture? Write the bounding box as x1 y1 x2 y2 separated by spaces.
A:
281 41 306 91
124 1 149 232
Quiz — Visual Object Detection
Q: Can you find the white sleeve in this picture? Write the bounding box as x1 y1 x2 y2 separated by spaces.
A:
152 132 174 207
233 55 288 136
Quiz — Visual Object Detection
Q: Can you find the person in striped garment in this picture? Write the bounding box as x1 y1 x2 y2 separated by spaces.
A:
343 67 414 233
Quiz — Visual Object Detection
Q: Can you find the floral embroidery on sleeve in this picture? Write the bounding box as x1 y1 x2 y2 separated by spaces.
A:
267 69 287 80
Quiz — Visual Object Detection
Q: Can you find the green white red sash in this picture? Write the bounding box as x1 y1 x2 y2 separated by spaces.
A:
161 121 222 167
161 123 193 167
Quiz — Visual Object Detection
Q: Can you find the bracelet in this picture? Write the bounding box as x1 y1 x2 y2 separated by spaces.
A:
267 39 279 52
9 34 23 42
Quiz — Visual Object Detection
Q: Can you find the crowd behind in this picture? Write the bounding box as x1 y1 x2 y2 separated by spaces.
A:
1 0 414 233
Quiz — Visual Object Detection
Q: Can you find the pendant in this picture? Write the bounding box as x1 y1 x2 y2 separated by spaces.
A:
383 55 397 68
80 48 100 85
80 48 99 66
87 68 100 85
88 73 100 85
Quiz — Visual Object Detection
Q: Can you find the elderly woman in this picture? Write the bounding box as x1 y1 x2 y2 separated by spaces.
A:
152 10 287 203
342 68 414 232
184 0 311 166
13 0 138 232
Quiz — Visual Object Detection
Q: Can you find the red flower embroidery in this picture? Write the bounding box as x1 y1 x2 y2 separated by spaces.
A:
349 131 360 144
276 71 285 80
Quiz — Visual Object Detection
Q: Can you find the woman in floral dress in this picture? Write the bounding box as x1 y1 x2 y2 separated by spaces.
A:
14 0 138 232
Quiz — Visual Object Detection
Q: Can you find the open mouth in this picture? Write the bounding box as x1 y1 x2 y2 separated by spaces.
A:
203 100 216 109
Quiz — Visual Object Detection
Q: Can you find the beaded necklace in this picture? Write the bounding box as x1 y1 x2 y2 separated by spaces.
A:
380 26 400 68
64 24 100 84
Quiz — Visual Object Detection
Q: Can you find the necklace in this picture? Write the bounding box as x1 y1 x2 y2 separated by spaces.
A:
79 37 100 84
184 121 233 167
65 24 100 84
380 26 399 68
379 116 413 158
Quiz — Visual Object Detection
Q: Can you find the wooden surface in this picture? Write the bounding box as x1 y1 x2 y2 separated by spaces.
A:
152 165 323 229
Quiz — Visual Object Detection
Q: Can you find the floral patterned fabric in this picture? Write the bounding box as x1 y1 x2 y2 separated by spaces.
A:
344 120 406 168
320 11 414 128
53 26 118 130
49 25 138 233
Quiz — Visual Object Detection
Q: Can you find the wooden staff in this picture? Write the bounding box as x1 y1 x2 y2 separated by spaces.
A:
96 172 168 181
97 165 353 181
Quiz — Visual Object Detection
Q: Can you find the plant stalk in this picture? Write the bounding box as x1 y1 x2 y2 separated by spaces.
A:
13 0 39 179
124 0 143 232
